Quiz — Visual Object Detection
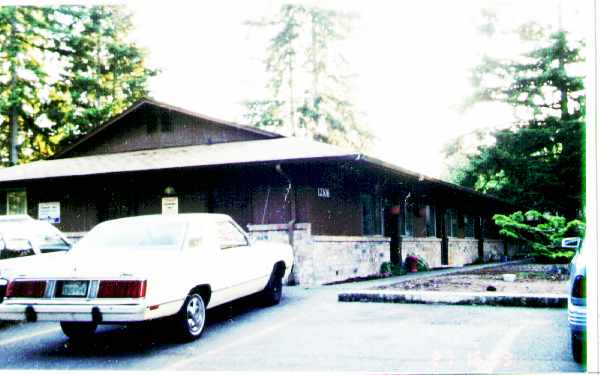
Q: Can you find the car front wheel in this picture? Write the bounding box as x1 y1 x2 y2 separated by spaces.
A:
174 293 206 341
261 270 283 306
60 321 98 341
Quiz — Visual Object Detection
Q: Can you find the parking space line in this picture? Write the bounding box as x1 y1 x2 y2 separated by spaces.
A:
166 316 299 370
0 326 61 347
478 325 523 373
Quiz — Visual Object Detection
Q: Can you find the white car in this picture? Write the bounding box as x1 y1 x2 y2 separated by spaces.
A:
0 214 293 341
0 215 72 302
565 237 586 363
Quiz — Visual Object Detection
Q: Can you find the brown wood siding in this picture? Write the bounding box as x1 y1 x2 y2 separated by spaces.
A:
62 104 269 158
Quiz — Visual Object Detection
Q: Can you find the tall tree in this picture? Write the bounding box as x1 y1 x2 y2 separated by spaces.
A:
447 30 585 218
244 4 372 151
0 5 156 165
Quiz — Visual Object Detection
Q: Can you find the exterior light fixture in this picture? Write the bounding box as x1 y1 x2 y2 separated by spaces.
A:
164 186 176 196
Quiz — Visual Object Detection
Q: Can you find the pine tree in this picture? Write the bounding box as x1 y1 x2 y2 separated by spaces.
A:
0 5 156 165
244 4 372 151
449 31 585 218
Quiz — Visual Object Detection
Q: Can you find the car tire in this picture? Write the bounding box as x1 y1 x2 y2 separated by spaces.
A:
60 321 98 341
261 269 283 306
174 293 206 342
572 332 585 363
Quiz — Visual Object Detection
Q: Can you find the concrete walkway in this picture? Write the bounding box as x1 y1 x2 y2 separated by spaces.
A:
333 260 568 308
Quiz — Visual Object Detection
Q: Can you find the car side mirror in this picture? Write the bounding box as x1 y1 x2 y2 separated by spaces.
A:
561 237 581 249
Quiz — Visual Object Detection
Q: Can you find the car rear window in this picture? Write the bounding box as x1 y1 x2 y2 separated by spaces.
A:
73 220 187 251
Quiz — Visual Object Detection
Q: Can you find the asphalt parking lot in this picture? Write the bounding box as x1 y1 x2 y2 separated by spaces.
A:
0 285 585 372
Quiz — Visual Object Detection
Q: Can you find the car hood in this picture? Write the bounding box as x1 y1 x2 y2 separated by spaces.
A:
2 249 179 280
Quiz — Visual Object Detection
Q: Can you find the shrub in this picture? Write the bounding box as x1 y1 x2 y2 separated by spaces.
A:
493 210 585 263
380 261 407 277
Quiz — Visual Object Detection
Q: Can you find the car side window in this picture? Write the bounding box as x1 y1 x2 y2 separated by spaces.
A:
217 221 248 250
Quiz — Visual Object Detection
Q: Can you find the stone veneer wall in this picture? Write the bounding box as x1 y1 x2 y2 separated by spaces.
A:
448 238 479 266
400 237 442 268
483 240 505 261
247 223 390 286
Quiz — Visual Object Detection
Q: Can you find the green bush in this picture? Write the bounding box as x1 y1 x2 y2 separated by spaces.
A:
493 210 585 263
380 261 407 277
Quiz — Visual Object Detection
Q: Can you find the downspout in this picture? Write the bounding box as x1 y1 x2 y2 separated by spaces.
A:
275 164 296 247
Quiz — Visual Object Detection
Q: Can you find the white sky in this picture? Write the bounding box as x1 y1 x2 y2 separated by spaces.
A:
96 1 590 178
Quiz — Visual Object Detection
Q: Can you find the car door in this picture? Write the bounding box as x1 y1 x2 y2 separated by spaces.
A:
216 220 259 298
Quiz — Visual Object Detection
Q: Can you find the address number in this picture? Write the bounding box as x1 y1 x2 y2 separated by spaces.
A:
317 188 330 198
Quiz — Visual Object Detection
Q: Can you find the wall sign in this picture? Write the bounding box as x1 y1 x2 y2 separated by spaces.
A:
317 187 330 198
38 202 60 224
162 196 179 215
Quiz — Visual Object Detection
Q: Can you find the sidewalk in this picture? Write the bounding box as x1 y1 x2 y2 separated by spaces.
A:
333 259 568 308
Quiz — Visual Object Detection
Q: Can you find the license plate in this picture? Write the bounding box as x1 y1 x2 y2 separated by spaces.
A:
59 281 89 297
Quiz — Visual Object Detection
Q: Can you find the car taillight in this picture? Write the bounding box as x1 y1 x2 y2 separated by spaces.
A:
97 280 147 298
572 275 586 298
6 280 46 298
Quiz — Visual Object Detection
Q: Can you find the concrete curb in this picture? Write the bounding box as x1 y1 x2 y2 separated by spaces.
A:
338 290 567 308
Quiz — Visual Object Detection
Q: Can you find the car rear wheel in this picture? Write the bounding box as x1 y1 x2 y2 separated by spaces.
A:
174 293 206 341
261 268 283 306
60 321 98 341
572 332 585 363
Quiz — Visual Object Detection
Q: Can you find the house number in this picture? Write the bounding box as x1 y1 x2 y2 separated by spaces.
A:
317 188 330 198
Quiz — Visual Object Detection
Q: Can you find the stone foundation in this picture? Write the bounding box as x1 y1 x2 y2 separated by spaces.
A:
448 238 479 266
400 237 442 268
247 223 390 286
483 240 505 261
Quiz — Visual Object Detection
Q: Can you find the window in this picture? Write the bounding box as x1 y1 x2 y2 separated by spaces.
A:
426 205 436 237
444 209 458 237
7 190 27 215
402 202 414 236
361 194 382 236
464 214 475 238
217 221 248 249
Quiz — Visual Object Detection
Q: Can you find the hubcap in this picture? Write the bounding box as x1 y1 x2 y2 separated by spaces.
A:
186 295 205 335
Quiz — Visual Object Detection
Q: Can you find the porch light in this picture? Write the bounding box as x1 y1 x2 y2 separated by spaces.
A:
164 186 176 195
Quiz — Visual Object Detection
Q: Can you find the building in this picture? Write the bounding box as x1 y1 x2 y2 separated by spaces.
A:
0 98 516 285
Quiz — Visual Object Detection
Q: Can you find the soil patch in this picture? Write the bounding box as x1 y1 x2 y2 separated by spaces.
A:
375 263 569 294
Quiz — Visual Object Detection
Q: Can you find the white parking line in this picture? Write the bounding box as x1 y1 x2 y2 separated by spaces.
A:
166 316 299 371
478 325 523 373
0 326 61 347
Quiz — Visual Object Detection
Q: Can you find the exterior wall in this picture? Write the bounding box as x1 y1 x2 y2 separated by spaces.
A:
62 105 271 158
483 239 505 261
400 236 442 268
247 223 390 286
448 238 479 266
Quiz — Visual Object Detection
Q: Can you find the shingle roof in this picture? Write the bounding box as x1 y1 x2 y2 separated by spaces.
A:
0 138 357 182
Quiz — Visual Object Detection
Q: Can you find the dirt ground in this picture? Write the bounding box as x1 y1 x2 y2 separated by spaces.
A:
376 263 570 294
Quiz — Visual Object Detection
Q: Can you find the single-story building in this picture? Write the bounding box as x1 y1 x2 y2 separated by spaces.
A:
0 98 517 285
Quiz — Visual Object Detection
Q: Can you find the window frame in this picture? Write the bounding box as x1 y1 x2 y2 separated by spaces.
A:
217 220 250 250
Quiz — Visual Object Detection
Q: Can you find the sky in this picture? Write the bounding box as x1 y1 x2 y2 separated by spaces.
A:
121 1 586 179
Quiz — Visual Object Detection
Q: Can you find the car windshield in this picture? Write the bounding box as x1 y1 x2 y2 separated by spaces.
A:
73 219 188 252
0 220 69 253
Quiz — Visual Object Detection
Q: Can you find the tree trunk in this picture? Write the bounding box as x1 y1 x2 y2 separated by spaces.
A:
9 14 18 166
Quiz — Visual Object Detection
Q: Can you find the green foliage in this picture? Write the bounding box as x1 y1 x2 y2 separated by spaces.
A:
0 5 156 165
380 261 407 277
446 29 585 218
244 4 373 151
493 210 585 262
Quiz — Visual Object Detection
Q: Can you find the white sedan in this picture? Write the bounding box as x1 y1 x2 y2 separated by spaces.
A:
0 214 293 341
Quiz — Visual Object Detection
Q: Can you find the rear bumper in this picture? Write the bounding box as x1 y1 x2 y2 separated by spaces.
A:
568 302 587 336
0 299 182 323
